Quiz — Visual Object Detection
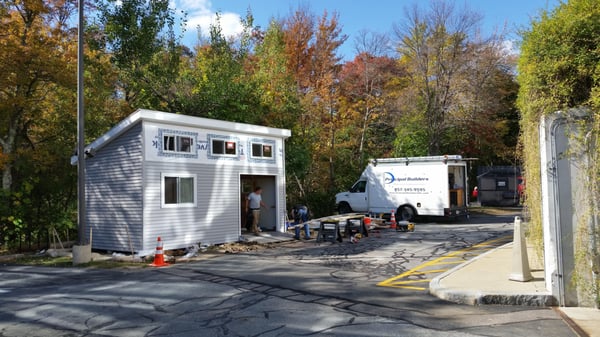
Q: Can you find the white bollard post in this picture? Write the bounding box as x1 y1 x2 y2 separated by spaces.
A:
509 216 533 282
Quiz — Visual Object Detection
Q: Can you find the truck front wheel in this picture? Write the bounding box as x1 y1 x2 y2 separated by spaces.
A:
397 205 416 221
338 202 353 214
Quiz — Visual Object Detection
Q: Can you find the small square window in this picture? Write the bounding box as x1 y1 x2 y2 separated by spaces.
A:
179 137 192 152
252 143 262 157
225 141 236 155
212 139 237 156
251 142 274 158
163 135 193 153
212 139 224 154
162 174 196 207
263 145 272 157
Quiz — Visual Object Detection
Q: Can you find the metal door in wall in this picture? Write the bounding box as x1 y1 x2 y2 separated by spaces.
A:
240 175 277 231
550 119 578 306
547 112 596 307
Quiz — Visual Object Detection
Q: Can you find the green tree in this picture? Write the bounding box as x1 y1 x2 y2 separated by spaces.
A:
517 0 600 303
252 20 309 204
186 13 263 122
97 0 183 111
253 20 300 128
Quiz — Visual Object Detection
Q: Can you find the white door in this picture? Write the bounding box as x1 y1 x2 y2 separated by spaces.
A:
347 180 368 212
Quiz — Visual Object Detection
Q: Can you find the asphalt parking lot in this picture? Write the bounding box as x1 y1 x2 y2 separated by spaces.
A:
0 211 579 337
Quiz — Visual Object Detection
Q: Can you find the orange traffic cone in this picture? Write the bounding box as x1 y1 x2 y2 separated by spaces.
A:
150 236 169 267
364 217 372 230
390 210 397 230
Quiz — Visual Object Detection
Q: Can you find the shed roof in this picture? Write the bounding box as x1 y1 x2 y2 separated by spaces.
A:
71 109 292 164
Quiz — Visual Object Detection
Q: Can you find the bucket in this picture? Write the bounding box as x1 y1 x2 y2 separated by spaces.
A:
364 217 372 229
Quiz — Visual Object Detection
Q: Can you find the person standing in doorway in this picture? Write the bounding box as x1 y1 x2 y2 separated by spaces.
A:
246 186 267 235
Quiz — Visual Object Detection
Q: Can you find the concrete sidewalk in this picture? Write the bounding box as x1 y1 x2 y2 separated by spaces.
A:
430 242 600 337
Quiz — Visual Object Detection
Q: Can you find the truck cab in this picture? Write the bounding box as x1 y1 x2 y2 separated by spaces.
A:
336 180 368 214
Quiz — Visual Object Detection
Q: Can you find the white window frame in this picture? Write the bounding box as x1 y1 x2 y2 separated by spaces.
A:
163 134 194 154
250 142 274 159
161 173 197 208
211 139 238 156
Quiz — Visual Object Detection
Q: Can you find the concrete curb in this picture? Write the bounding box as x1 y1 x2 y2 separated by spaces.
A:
429 243 557 306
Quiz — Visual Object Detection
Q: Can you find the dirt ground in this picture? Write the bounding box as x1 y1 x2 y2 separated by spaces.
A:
1 206 523 266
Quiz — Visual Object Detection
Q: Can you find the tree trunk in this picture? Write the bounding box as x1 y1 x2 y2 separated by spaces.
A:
0 119 17 191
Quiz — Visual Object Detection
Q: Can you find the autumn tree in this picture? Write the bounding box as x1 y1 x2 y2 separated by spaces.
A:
395 1 497 156
0 0 77 191
0 0 81 249
340 31 400 157
282 5 315 95
451 41 519 164
281 7 347 214
252 20 309 201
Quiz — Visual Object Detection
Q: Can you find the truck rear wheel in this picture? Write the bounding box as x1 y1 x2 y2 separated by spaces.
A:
338 202 353 214
397 205 415 221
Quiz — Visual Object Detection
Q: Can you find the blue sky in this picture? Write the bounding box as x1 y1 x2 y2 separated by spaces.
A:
173 0 561 60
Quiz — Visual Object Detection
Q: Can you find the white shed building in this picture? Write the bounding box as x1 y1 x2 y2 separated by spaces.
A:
72 109 291 252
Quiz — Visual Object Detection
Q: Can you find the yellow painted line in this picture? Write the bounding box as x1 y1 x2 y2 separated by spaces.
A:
394 279 431 284
409 269 448 275
377 235 512 289
429 260 465 265
384 284 428 291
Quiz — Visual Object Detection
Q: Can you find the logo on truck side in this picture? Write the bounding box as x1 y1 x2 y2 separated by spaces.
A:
384 172 395 184
384 171 430 194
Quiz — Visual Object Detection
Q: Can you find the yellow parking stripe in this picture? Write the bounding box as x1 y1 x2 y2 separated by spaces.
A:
409 269 448 275
377 235 512 289
384 284 428 291
394 280 431 284
429 260 465 265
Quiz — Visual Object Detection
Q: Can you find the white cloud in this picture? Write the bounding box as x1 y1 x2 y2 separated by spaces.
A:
172 0 244 43
502 39 519 56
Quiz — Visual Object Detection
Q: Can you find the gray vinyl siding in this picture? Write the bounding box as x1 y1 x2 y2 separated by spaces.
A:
86 123 143 252
143 161 283 250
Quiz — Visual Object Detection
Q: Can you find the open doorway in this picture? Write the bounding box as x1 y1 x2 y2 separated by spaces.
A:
240 175 277 231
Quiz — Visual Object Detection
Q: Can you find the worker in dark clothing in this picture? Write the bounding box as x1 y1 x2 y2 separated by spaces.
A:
292 204 310 240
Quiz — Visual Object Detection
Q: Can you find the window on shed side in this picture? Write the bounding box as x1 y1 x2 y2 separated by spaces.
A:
251 143 273 158
163 135 194 153
212 139 237 155
163 175 196 206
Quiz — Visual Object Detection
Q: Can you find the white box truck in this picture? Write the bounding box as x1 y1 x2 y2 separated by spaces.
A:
335 155 469 220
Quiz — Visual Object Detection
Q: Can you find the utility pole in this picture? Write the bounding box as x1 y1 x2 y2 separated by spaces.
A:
77 0 85 245
73 0 90 264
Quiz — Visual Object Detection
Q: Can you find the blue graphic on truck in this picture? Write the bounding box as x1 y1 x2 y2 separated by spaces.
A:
384 172 394 184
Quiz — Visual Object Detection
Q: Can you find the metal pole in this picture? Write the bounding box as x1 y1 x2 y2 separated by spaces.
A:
77 0 86 245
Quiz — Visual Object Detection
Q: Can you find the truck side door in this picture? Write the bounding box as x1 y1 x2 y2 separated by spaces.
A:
346 180 368 212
